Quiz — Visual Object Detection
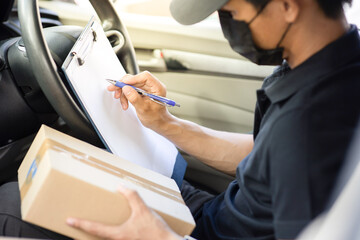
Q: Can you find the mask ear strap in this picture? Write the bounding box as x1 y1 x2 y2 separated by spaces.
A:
249 0 270 25
276 23 292 48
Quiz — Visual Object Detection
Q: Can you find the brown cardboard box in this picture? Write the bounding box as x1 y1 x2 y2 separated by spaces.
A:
18 125 195 240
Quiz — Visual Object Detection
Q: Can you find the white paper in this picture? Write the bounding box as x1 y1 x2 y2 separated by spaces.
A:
62 18 177 177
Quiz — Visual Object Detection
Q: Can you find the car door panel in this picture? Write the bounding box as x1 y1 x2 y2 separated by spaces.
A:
152 72 260 133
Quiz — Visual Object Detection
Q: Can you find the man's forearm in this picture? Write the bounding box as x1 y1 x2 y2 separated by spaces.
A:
156 114 254 176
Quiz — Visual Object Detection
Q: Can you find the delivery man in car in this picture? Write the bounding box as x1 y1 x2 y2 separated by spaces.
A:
64 0 360 239
1 0 359 239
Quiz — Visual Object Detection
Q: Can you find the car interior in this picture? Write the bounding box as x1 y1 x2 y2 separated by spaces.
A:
0 0 276 194
0 0 360 238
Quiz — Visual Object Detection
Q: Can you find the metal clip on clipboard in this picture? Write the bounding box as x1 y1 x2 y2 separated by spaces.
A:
72 28 97 66
63 17 98 70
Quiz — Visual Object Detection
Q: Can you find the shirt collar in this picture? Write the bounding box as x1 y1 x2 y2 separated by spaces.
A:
264 25 360 104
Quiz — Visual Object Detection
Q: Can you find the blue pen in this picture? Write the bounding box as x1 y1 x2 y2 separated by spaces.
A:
106 79 180 107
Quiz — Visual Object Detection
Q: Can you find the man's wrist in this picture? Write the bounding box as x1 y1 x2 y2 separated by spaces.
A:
153 112 180 136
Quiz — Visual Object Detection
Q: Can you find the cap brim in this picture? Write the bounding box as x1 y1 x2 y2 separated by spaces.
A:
170 0 229 25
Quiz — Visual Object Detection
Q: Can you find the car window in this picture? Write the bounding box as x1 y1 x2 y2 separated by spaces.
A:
345 1 360 26
45 0 172 17
47 0 219 22
47 0 359 27
113 0 172 17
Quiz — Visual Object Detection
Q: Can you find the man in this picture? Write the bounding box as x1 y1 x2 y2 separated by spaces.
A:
1 0 359 239
64 0 360 239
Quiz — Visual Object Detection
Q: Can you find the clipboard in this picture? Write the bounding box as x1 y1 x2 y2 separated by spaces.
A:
61 17 184 179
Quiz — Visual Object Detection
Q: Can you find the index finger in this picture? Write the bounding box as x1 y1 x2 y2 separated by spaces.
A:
122 71 156 89
122 71 165 96
67 217 119 239
107 84 119 92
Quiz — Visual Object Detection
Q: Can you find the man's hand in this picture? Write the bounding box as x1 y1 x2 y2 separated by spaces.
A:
108 71 253 175
108 71 173 131
66 185 181 240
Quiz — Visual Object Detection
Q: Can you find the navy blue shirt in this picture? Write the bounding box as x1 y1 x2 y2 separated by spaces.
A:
192 26 360 240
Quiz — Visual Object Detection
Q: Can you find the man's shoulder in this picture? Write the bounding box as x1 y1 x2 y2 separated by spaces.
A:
278 57 360 120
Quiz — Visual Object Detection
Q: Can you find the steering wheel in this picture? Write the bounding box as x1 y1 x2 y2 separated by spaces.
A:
17 0 139 144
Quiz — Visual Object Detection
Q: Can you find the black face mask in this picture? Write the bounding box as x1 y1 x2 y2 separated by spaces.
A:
218 9 290 66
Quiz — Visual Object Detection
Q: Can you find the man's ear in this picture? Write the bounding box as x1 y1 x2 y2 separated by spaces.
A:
281 0 300 23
